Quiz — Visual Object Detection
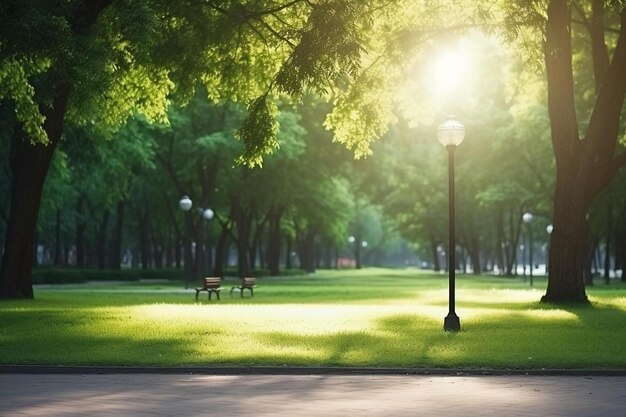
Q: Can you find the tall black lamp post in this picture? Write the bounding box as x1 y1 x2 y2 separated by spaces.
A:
437 116 465 332
179 195 193 289
523 212 534 287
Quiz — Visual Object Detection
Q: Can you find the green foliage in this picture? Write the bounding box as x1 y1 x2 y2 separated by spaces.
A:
325 69 397 158
236 94 279 167
276 1 366 95
0 59 48 144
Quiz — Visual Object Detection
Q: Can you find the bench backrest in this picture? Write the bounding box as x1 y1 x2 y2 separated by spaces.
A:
241 277 256 288
203 277 222 289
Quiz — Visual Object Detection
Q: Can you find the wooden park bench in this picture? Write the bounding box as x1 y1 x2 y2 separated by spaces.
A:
230 277 256 298
195 277 222 300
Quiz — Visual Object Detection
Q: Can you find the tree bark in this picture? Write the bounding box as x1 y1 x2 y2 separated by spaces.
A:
107 201 125 270
266 206 284 276
604 200 612 283
495 209 503 274
166 226 173 268
543 2 626 303
285 234 292 269
0 1 113 298
75 196 86 268
54 209 62 266
429 233 440 272
138 209 151 270
0 83 70 298
354 235 362 269
544 173 590 301
232 197 252 278
213 222 230 277
298 229 316 273
96 209 110 270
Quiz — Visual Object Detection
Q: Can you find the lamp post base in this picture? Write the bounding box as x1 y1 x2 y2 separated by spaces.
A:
444 313 461 332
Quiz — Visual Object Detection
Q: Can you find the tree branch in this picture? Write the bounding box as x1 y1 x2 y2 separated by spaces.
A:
585 7 626 163
544 0 581 166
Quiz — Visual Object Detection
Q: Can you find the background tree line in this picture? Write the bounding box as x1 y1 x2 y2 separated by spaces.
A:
1 0 625 301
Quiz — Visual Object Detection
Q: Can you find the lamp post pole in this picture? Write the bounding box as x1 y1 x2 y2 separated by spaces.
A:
445 144 460 331
523 212 534 287
437 116 465 332
179 196 193 289
348 236 356 268
361 240 368 268
203 208 214 276
546 224 553 275
521 244 526 278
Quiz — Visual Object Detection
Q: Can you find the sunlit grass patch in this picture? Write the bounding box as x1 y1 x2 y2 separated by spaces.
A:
1 269 626 369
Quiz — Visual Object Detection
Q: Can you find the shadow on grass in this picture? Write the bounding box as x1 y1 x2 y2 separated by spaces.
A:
255 302 626 369
2 284 626 369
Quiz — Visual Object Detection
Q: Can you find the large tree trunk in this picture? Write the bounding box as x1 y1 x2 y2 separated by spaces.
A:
75 196 86 268
138 209 151 270
107 201 125 270
298 229 316 273
603 200 612 284
213 223 230 277
266 206 283 276
495 208 505 275
166 226 173 268
233 197 252 278
429 233 440 272
54 209 63 266
96 209 110 270
542 1 626 302
354 235 362 269
0 84 69 298
285 234 292 269
544 174 589 301
195 216 204 279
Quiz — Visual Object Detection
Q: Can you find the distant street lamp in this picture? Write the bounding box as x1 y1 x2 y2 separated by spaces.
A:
179 195 193 288
202 208 214 276
361 241 368 268
437 116 465 332
522 212 534 286
347 235 359 268
546 224 553 274
520 244 526 278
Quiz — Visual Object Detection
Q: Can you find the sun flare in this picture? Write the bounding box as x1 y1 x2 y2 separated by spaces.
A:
431 48 470 95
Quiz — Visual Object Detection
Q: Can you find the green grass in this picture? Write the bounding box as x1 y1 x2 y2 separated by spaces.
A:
1 268 625 369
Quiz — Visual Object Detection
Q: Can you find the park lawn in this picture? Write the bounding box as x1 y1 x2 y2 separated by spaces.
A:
1 268 625 369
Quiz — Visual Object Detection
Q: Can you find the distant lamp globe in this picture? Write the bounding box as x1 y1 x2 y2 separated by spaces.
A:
203 208 214 220
179 195 193 212
522 212 533 224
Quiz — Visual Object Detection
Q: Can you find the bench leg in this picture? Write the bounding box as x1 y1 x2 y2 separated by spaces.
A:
208 291 212 300
249 287 254 297
195 290 200 301
216 291 220 300
230 287 235 297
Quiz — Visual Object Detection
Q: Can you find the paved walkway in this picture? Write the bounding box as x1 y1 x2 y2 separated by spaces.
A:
1 374 625 416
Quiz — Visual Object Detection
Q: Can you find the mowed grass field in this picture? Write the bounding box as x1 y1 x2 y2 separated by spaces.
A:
1 268 625 369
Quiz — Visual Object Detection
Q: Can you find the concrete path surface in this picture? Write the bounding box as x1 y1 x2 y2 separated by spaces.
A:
1 374 625 417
